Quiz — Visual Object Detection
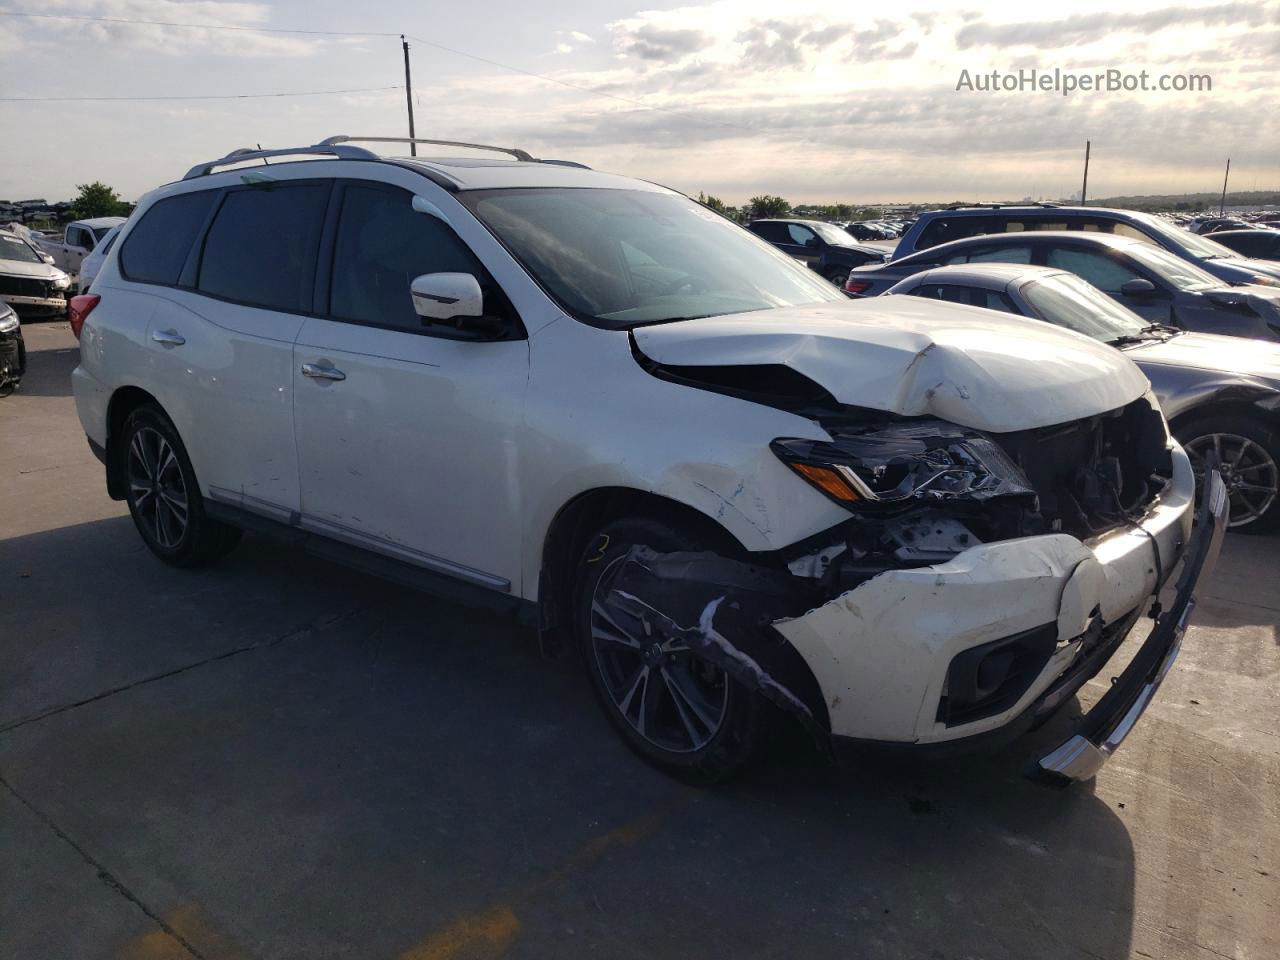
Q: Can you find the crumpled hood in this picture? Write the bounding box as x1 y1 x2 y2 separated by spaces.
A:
1131 331 1280 381
632 297 1150 433
0 257 65 281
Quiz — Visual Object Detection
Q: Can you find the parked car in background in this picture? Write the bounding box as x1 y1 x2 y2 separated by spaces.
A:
1190 218 1251 235
893 205 1280 286
0 300 26 396
70 136 1224 784
0 229 71 316
1208 229 1280 262
845 221 895 241
747 218 886 286
77 223 123 293
885 264 1280 531
34 216 127 279
848 232 1280 341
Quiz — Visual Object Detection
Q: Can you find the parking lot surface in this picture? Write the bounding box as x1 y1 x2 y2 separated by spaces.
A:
3 321 1278 960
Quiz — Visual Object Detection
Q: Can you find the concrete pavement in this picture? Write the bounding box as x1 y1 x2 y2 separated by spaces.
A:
2 320 1277 959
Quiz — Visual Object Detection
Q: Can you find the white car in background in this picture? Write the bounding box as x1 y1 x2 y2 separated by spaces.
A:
35 216 126 279
77 223 122 293
0 228 71 316
69 137 1225 784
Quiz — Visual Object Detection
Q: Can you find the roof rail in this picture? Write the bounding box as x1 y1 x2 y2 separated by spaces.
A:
182 142 380 180
322 135 536 163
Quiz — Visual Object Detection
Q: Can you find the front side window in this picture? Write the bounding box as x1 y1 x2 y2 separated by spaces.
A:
461 188 843 328
1021 273 1148 342
119 190 217 286
329 183 502 331
1045 246 1142 293
67 227 91 251
197 183 328 313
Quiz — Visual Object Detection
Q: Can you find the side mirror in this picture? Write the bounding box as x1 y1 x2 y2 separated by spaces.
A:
1120 278 1157 297
39 252 55 265
411 272 484 322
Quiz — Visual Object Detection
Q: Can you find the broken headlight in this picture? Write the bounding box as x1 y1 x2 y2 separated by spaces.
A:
771 420 1035 509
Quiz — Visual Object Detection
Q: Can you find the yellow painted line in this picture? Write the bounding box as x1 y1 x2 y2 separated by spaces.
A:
398 812 666 960
399 905 520 960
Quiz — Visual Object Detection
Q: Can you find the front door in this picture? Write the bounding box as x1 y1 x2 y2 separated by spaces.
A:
292 180 529 594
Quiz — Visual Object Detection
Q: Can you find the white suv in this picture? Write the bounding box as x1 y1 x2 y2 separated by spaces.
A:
70 137 1226 783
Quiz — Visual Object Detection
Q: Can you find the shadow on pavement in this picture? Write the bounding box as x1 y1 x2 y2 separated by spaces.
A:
1 515 1136 959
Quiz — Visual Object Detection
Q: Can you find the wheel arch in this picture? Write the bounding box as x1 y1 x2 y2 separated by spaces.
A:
535 485 833 734
104 385 162 499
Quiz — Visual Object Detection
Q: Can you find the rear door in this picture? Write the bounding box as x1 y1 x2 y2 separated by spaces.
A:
125 180 329 521
291 178 530 593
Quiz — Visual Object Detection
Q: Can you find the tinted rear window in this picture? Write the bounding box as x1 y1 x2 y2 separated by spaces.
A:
197 184 328 313
119 191 216 285
916 216 995 250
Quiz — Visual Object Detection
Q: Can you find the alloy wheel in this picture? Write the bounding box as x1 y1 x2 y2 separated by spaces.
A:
127 426 189 548
589 558 730 753
1185 432 1278 529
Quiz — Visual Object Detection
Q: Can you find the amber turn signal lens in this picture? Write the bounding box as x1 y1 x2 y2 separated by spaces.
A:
789 462 861 503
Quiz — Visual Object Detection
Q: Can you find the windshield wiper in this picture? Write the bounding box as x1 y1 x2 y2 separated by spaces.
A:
1107 335 1150 348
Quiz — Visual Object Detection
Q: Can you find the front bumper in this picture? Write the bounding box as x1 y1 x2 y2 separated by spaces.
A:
2 293 68 315
774 447 1215 753
1036 467 1227 782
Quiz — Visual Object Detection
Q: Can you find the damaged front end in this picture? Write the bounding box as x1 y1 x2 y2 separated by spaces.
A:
591 391 1199 779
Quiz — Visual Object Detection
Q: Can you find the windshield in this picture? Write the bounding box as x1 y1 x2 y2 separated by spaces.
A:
0 232 44 264
1021 273 1148 342
1130 211 1238 260
1125 242 1220 291
811 222 860 247
460 188 844 328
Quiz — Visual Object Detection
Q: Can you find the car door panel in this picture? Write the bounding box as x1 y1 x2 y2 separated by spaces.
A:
144 289 304 520
293 320 528 590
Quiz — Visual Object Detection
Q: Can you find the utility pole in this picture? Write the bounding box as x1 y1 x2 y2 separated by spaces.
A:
1080 140 1091 205
401 35 417 156
1220 157 1231 216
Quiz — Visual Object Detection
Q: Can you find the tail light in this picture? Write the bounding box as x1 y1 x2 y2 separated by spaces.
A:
844 279 872 295
68 294 100 340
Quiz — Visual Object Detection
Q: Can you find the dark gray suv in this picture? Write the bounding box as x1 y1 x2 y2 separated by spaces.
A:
893 205 1280 287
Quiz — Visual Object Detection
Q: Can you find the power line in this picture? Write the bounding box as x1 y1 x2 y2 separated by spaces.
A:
1 86 402 103
0 10 397 37
0 9 759 136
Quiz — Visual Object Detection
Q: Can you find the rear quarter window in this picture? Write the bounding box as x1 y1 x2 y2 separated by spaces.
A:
119 191 217 286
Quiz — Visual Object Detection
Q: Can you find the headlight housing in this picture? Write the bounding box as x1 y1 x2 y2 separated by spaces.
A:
0 308 19 334
1250 275 1278 287
772 420 1035 509
51 273 71 290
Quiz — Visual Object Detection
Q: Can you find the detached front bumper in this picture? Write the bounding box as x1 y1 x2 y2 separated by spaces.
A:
1036 468 1227 782
774 448 1220 764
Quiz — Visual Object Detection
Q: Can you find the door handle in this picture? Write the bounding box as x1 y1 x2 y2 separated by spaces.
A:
301 362 346 382
151 330 185 346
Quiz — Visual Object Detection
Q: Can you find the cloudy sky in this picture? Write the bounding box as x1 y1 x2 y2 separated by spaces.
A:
1 0 1277 205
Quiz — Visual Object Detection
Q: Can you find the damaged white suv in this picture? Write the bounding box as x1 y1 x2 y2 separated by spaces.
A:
71 138 1226 783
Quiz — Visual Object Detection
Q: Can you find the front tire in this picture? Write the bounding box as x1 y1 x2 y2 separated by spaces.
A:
1180 415 1280 533
574 517 762 783
121 405 243 566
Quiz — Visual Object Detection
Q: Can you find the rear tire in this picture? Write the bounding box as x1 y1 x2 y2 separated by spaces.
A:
120 405 243 566
574 516 762 783
826 269 848 289
1179 414 1280 533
